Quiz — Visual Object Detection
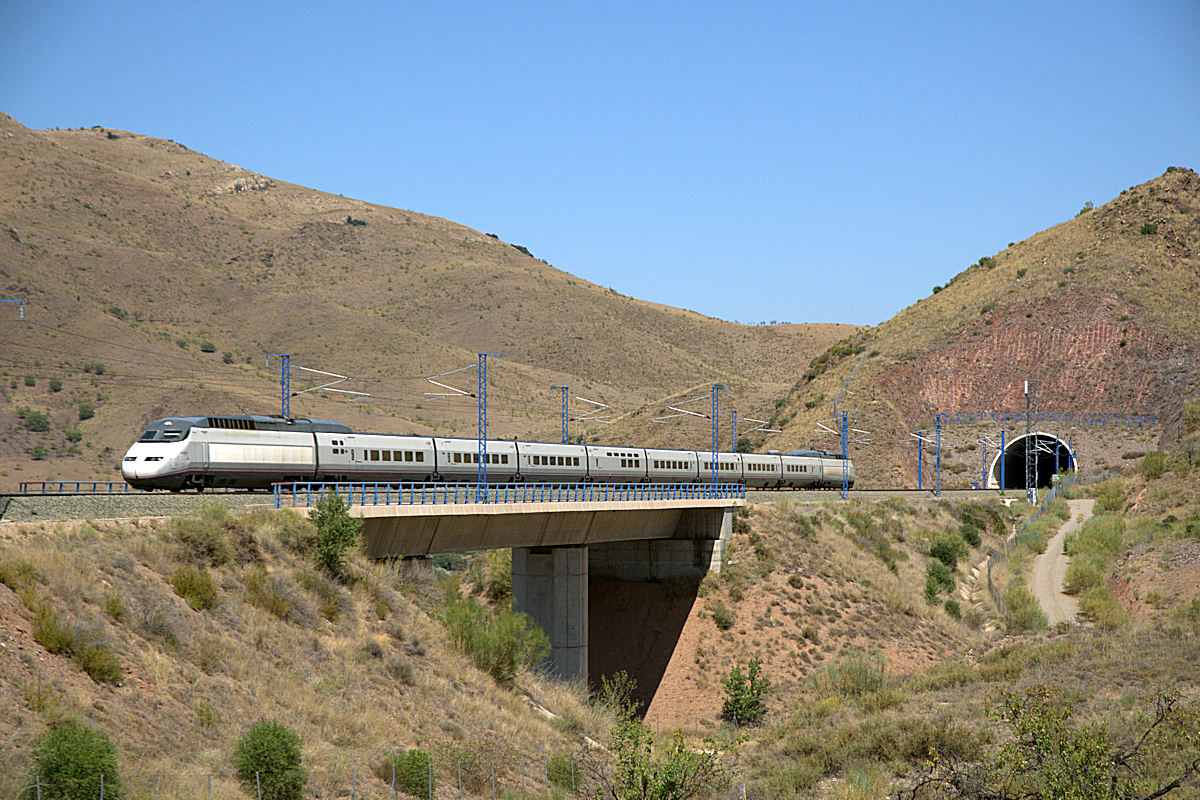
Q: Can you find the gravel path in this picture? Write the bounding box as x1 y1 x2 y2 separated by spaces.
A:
1031 498 1095 625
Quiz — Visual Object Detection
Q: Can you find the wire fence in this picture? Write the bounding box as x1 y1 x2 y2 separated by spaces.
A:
273 481 746 509
14 756 593 800
983 470 1120 619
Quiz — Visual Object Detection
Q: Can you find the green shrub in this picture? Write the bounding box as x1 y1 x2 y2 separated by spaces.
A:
1063 559 1105 595
379 749 434 798
0 558 38 591
1078 586 1128 629
24 409 51 431
925 560 954 601
441 590 549 684
24 375 36 387
1092 479 1127 512
722 656 771 725
547 755 575 790
1139 451 1166 480
74 642 122 684
78 402 95 421
172 565 219 610
200 340 216 353
959 521 981 547
1140 222 1158 235
1003 583 1047 632
173 504 234 566
943 598 961 618
310 494 362 580
243 566 295 620
233 721 304 800
65 429 83 442
28 595 77 654
466 549 511 603
929 531 966 569
49 379 62 392
30 719 124 800
813 649 886 699
903 661 976 693
709 599 735 630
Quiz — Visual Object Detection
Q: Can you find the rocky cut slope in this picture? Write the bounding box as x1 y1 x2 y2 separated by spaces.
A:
763 167 1200 487
0 112 855 483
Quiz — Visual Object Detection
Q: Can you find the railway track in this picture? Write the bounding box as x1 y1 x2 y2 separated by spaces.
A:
1 486 1004 524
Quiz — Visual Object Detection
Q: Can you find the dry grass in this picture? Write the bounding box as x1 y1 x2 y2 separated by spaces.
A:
0 511 614 797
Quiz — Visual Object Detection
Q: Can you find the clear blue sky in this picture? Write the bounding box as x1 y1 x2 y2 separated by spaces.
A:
3 1 1198 326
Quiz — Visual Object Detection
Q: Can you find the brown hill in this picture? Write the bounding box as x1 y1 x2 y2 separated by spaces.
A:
759 167 1200 486
0 112 856 484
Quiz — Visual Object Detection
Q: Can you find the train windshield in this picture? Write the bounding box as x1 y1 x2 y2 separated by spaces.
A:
138 419 194 442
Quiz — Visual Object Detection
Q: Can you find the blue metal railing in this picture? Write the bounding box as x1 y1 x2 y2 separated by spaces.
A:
20 481 137 494
273 482 746 509
939 411 1155 427
17 481 244 494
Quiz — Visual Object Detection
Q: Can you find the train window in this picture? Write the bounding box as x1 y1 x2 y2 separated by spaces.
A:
369 450 379 461
382 450 392 462
402 451 411 462
453 453 462 463
502 454 509 464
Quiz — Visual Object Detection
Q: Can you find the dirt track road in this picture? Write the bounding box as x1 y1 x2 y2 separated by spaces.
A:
1031 498 1095 625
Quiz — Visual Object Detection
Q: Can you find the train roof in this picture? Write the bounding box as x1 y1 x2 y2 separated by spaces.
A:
146 415 354 434
787 449 844 459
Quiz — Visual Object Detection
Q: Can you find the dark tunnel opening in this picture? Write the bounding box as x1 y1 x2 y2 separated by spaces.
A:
995 434 1074 490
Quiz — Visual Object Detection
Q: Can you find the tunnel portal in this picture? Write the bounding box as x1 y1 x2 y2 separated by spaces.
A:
987 433 1075 490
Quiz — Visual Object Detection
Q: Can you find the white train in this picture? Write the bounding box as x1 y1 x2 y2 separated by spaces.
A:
120 415 855 491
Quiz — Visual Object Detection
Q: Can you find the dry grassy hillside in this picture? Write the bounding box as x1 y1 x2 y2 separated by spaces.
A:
0 112 855 485
4 475 1196 798
0 506 617 796
762 167 1200 487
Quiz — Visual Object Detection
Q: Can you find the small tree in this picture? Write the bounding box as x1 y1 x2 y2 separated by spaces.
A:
310 493 362 581
581 718 730 800
233 721 304 800
722 656 770 725
900 685 1200 800
30 719 124 800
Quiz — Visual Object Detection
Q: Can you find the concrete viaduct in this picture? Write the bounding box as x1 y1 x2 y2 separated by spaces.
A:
284 485 742 686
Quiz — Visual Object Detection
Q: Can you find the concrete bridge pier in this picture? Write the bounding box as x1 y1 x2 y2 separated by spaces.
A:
512 546 588 681
512 506 736 684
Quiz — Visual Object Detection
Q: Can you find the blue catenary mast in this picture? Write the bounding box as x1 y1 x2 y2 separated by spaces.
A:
266 354 290 419
552 386 569 444
478 353 502 494
711 386 726 485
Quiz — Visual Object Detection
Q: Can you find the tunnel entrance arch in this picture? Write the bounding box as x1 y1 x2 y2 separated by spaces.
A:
986 433 1075 490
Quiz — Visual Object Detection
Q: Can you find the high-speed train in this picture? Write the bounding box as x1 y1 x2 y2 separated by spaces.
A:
121 414 855 491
